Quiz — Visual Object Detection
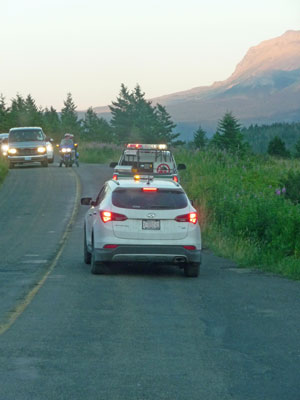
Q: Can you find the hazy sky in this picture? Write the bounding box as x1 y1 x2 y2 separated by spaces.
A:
1 0 299 111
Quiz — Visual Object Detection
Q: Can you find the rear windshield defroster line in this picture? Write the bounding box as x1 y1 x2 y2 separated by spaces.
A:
112 188 188 210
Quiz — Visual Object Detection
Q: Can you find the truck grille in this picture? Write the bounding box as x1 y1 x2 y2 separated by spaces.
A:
17 148 39 156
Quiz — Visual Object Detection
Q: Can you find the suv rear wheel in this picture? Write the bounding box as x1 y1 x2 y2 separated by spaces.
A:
91 240 110 274
184 262 200 277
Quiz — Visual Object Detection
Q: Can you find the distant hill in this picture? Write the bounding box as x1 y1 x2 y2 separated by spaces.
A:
90 30 300 140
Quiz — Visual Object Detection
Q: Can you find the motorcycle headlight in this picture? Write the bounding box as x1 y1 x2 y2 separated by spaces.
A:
66 148 72 153
37 146 46 153
8 148 17 155
61 148 67 153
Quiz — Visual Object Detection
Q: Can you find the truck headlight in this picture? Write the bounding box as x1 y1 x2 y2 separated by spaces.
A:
8 148 17 155
37 146 46 153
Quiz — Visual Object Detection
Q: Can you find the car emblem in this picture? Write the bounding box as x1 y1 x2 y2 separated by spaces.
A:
147 213 156 218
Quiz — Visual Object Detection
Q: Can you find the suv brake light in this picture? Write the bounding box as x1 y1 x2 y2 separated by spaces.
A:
142 187 158 192
100 210 128 223
175 212 198 224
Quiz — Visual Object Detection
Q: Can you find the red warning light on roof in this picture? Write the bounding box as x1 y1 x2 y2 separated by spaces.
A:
127 143 142 149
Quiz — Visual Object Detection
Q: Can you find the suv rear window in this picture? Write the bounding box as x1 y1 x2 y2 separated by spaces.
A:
112 188 188 210
9 129 44 142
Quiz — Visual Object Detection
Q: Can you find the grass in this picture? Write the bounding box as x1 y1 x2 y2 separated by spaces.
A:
176 149 300 280
0 157 8 186
78 142 122 164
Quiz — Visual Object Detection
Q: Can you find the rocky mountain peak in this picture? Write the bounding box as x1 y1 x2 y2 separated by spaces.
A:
227 30 300 84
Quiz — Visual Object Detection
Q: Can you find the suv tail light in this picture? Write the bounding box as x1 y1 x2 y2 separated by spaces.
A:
183 245 196 250
100 210 128 223
175 212 198 224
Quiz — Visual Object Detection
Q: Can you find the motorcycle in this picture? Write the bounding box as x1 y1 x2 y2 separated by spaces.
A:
57 142 79 167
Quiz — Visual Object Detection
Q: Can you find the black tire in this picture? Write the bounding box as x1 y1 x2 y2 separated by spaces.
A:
84 227 91 264
91 240 109 275
9 162 14 169
41 160 48 168
184 262 200 277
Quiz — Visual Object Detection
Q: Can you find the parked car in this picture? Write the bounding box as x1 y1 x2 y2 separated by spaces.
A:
81 176 201 277
7 127 49 168
0 133 9 156
110 144 186 182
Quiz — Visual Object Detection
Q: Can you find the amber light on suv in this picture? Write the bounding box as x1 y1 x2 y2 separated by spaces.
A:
100 210 128 223
175 212 198 224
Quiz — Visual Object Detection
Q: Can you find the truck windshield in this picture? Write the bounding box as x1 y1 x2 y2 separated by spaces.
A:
9 129 44 142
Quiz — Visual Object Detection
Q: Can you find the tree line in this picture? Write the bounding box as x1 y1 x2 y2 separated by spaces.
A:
1 84 299 156
0 85 180 145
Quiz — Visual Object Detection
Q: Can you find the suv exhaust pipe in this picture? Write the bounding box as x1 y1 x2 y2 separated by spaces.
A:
174 256 187 264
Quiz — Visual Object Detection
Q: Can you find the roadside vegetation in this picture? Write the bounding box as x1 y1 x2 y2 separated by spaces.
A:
0 157 8 186
177 150 300 279
78 143 121 164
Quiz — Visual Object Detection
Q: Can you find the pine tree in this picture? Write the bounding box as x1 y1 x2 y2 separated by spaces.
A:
82 107 112 142
24 94 43 126
211 112 246 154
193 125 207 149
109 84 178 144
43 106 62 140
0 94 10 131
268 136 290 158
295 137 300 158
61 93 81 135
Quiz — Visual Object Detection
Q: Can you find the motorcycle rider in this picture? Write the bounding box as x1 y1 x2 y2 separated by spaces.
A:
63 133 79 164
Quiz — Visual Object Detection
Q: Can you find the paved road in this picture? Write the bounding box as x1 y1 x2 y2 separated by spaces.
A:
0 163 300 400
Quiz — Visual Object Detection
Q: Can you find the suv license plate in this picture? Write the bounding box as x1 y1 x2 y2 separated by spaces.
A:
142 220 160 230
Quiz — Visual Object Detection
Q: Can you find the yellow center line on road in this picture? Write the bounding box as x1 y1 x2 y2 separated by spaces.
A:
0 169 82 336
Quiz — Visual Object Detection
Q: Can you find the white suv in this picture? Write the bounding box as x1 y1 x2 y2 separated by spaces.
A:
81 177 201 277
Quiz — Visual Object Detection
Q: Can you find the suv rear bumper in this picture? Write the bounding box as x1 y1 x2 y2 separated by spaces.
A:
94 245 201 264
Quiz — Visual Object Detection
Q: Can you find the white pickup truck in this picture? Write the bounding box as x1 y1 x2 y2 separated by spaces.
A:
110 144 186 182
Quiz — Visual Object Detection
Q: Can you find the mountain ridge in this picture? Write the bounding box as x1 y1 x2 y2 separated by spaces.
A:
91 30 300 137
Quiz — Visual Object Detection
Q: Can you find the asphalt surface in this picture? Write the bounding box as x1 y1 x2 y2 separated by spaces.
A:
0 162 300 400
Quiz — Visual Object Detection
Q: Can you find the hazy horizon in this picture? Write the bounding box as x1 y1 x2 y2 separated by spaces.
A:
1 0 299 111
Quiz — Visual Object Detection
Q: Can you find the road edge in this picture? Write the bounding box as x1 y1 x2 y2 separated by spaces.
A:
0 169 82 336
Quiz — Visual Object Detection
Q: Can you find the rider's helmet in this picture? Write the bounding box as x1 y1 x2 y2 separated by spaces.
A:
64 133 74 139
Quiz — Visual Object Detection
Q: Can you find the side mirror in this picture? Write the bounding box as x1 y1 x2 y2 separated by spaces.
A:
81 197 92 206
110 162 118 168
177 163 186 170
50 138 54 143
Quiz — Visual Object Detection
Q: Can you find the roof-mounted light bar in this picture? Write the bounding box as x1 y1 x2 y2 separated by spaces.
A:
126 143 168 150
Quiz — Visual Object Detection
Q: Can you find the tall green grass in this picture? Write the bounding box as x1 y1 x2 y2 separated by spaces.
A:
176 150 300 279
0 157 8 186
78 142 122 164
